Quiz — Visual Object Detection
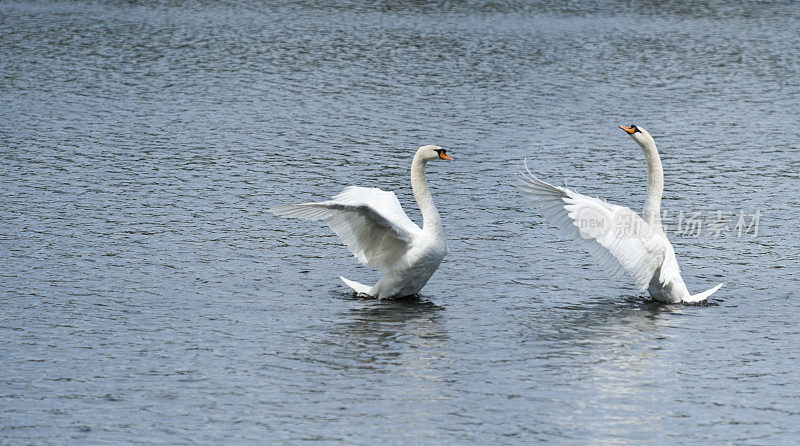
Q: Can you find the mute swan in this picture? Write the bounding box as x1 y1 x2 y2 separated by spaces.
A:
270 145 453 299
517 125 723 304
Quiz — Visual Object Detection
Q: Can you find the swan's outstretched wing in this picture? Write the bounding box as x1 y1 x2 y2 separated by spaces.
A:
269 186 421 271
516 163 670 291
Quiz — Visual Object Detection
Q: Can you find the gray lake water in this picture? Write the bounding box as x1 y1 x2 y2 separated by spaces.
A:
2 0 800 443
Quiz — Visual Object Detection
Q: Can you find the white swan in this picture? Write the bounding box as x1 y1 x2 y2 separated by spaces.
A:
270 145 453 299
517 125 723 304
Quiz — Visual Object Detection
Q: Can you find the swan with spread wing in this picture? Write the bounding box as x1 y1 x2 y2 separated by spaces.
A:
517 125 723 303
270 145 453 299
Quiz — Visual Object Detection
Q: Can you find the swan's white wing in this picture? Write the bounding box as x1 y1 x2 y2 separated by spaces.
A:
516 164 667 292
658 241 683 287
270 186 421 271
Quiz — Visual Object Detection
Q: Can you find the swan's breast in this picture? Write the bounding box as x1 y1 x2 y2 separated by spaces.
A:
404 234 446 269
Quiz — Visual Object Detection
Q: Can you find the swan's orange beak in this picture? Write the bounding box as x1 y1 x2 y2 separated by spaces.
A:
619 125 636 134
439 151 454 160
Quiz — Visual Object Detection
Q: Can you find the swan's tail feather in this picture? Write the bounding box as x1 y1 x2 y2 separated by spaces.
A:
339 276 372 295
685 282 725 303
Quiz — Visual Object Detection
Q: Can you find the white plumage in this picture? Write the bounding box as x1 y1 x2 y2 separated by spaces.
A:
270 145 453 299
517 125 723 304
271 187 418 271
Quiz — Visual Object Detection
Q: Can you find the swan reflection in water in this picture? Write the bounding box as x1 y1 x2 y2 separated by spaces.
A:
527 295 695 435
330 293 448 369
316 293 449 434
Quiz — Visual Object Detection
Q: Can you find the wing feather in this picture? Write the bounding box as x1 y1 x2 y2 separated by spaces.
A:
270 186 421 271
516 162 666 291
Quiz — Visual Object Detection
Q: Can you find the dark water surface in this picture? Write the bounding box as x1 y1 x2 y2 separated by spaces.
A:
2 0 800 443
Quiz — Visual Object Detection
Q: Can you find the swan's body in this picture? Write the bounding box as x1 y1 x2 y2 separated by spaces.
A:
270 145 452 299
517 125 723 304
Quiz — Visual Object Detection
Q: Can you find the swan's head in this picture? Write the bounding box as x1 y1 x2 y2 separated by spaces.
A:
619 124 655 146
416 144 454 162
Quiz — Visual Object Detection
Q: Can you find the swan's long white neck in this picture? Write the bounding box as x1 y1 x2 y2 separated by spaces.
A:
639 138 664 229
410 153 442 234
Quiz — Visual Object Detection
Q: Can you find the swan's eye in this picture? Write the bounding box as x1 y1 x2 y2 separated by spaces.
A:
436 148 454 160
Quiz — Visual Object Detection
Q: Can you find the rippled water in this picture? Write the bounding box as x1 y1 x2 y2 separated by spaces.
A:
2 0 800 443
